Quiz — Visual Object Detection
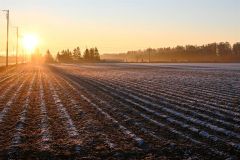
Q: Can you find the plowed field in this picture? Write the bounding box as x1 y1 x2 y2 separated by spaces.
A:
0 63 239 159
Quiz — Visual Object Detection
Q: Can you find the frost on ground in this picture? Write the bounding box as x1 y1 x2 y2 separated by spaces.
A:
0 63 239 160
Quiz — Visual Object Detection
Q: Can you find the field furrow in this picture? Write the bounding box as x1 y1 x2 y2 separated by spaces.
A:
0 63 239 159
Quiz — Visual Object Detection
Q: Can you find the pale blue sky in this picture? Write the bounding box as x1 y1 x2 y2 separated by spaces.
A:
0 0 239 54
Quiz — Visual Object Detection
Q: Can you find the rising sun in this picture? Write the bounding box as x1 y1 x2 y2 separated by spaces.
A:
22 34 39 52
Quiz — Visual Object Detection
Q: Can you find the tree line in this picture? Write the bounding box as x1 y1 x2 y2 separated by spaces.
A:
56 47 100 63
30 47 101 64
102 42 240 63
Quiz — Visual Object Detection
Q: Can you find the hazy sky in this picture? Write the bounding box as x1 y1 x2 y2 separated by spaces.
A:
0 0 239 55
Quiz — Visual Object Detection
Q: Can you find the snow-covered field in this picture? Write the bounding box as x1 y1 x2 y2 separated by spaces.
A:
66 63 240 71
0 63 239 159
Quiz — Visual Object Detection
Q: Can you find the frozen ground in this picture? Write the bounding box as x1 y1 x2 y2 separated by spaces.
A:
0 63 239 159
66 63 240 71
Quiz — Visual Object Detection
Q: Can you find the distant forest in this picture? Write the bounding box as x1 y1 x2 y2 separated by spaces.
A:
1 47 101 65
101 42 240 63
31 47 101 64
56 47 100 63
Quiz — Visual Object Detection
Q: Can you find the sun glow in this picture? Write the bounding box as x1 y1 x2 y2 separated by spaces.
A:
22 34 39 53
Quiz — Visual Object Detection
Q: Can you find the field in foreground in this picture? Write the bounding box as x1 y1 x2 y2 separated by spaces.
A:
0 63 240 159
